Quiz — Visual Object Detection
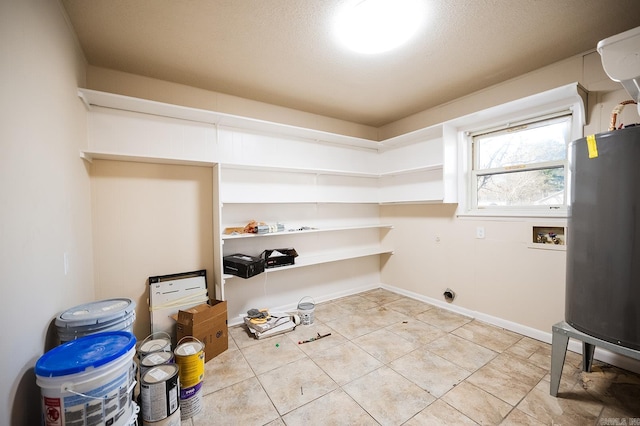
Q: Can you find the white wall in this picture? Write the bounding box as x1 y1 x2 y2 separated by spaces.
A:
0 1 90 424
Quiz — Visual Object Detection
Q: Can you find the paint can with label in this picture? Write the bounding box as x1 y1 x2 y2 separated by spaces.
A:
297 296 315 325
139 350 174 379
174 337 205 419
137 332 172 361
140 363 180 425
35 331 137 426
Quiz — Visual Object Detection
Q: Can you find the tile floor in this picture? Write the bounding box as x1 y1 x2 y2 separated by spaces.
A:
182 289 640 425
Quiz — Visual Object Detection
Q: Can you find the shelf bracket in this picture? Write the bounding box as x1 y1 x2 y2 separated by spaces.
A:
80 151 93 163
77 89 92 111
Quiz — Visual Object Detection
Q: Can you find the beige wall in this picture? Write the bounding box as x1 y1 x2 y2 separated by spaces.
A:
0 1 90 424
380 51 640 339
90 160 214 338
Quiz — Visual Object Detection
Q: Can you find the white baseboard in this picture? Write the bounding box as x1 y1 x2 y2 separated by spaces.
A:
380 283 640 374
227 282 381 326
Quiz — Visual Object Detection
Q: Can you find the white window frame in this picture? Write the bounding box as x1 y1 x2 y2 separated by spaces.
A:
454 83 586 218
469 112 572 215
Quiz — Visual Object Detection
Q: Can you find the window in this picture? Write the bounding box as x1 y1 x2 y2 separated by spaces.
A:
470 113 572 214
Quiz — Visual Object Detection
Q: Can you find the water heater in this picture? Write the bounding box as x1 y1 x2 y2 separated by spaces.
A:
565 26 640 350
565 127 640 350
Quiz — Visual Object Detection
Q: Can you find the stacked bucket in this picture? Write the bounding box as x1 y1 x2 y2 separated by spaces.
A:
37 312 139 426
36 298 140 426
54 298 137 343
35 298 207 425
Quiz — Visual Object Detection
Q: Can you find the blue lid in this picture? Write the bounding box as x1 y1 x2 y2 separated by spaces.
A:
35 331 136 377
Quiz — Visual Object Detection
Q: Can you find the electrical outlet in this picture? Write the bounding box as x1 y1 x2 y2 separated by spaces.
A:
476 227 485 239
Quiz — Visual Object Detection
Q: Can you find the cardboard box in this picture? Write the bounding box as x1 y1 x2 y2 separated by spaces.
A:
223 253 264 278
176 300 228 362
262 248 298 268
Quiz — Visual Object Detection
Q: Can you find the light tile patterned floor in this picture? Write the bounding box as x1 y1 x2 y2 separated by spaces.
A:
181 289 640 425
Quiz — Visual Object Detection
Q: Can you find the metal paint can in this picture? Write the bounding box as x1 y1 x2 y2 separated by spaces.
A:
139 351 174 379
174 337 205 388
297 296 315 325
137 332 172 361
174 337 205 418
142 406 181 426
140 364 180 423
179 381 203 419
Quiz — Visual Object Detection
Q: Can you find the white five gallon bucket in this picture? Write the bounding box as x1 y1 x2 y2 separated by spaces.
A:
55 298 136 343
297 296 315 325
35 331 137 426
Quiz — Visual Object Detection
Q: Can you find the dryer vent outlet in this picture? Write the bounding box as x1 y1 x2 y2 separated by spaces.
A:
443 288 456 303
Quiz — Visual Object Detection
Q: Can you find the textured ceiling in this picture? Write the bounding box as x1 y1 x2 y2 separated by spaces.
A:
61 0 640 127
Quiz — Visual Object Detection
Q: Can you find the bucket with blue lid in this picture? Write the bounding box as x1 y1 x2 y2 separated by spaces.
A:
35 331 137 426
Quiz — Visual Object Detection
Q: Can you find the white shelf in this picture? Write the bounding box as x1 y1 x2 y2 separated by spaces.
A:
221 163 379 178
222 162 443 178
221 224 393 240
80 150 214 167
379 164 443 177
222 246 393 280
78 88 381 150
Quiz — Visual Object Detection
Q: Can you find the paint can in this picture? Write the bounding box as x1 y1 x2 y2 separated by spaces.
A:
174 337 205 419
55 298 136 343
140 364 180 424
179 381 203 420
297 296 315 325
35 331 137 426
137 332 172 361
141 407 181 426
139 350 174 379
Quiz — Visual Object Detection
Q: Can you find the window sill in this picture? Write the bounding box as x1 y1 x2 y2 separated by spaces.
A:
457 209 568 220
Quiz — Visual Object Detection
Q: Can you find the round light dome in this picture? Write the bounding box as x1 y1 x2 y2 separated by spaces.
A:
334 0 425 54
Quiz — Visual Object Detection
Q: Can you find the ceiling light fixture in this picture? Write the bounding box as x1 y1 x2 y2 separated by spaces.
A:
334 0 425 55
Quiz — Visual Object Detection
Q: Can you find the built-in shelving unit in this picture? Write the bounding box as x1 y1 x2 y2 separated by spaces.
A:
78 88 455 319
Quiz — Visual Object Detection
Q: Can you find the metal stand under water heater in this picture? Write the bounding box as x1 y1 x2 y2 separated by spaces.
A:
566 26 640 351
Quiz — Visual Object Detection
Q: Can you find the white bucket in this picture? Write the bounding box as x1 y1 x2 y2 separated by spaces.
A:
55 298 136 343
35 331 137 426
297 296 315 325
